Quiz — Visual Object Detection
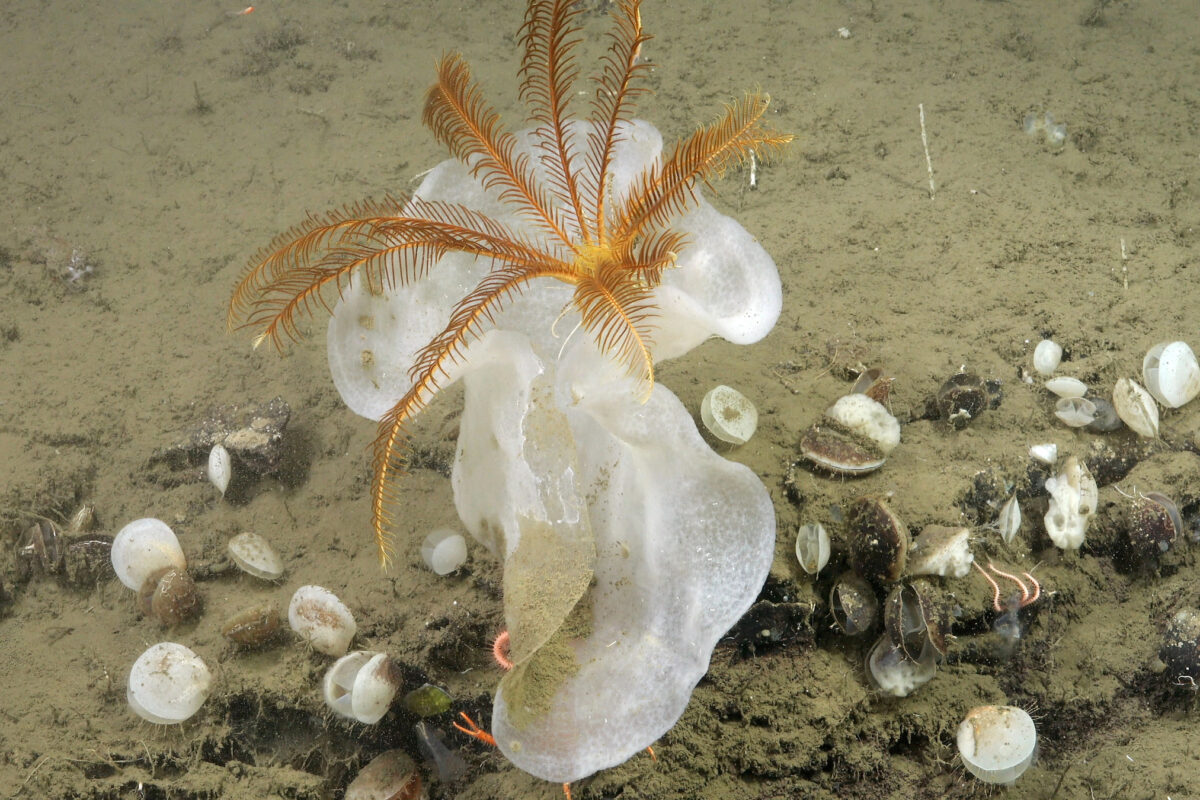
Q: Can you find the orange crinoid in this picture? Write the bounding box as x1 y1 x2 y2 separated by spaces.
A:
228 0 791 567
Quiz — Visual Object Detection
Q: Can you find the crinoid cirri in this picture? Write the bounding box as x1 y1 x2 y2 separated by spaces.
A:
227 0 792 567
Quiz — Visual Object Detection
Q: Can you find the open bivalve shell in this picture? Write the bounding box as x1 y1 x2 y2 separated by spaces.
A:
289 585 357 656
700 384 758 445
866 635 938 697
323 651 398 724
111 518 187 592
1113 377 1159 438
1143 341 1200 408
227 532 284 581
799 394 899 476
957 704 1037 784
127 642 211 724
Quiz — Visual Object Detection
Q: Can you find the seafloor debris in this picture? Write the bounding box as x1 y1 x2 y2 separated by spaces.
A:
143 396 291 487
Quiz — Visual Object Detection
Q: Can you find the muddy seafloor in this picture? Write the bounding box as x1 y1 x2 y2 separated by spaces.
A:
2 1 1200 798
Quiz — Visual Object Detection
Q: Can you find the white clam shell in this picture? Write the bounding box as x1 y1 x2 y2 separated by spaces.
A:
288 585 357 656
111 518 187 591
794 523 830 575
1112 377 1159 438
700 384 758 445
323 651 397 724
825 393 900 454
207 443 232 496
1142 341 1200 409
997 496 1021 545
1032 339 1062 376
1044 376 1087 398
420 529 468 576
1029 443 1058 466
957 705 1037 784
1054 396 1096 428
127 642 212 724
227 532 284 581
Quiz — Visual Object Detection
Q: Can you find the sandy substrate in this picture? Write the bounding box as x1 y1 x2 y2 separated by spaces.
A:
2 1 1199 798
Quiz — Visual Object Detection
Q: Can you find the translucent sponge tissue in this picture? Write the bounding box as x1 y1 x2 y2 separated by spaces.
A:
325 121 781 784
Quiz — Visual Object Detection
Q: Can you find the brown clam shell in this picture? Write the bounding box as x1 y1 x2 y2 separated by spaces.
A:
847 496 910 584
221 601 283 647
799 423 886 476
935 372 990 429
1129 492 1180 560
830 571 879 635
884 581 952 659
139 567 200 626
1160 609 1200 681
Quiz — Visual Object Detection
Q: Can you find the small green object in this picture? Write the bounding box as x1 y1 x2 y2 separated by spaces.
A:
403 683 452 717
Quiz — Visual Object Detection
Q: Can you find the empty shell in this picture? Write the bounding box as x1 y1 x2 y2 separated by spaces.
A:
1032 339 1062 376
127 642 211 724
420 529 467 576
111 518 187 592
227 532 284 581
289 585 356 656
1054 396 1096 428
700 385 758 445
996 496 1021 544
795 523 831 575
957 705 1037 784
1112 378 1159 438
1143 341 1200 408
207 443 232 496
1044 376 1087 398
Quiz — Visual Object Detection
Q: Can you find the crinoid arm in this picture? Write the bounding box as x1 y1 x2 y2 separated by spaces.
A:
227 196 409 340
227 197 565 352
367 263 573 567
424 52 574 249
615 91 793 242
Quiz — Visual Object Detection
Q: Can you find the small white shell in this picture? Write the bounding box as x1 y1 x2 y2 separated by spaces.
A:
1029 443 1058 466
420 529 468 576
1032 339 1062 376
207 443 232 496
997 496 1021 544
795 523 831 575
127 642 212 724
111 518 187 592
1044 376 1087 398
957 705 1037 784
323 651 397 724
1142 341 1200 409
227 532 284 581
1054 396 1097 428
288 585 357 656
1112 377 1159 438
700 385 758 445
